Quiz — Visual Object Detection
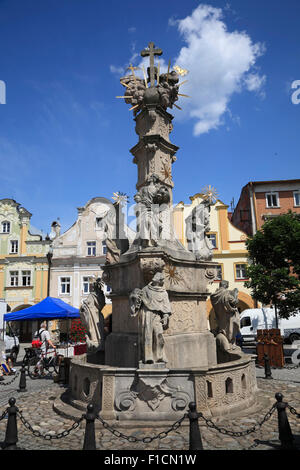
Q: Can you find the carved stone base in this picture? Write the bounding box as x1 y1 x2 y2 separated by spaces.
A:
103 249 218 369
164 332 217 369
65 354 257 423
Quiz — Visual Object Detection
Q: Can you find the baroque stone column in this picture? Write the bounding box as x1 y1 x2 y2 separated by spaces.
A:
103 41 218 371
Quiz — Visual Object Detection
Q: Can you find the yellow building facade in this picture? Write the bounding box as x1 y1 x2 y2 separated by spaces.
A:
173 193 256 330
0 199 51 341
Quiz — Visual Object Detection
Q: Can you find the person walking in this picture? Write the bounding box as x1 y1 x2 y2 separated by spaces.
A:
34 321 56 376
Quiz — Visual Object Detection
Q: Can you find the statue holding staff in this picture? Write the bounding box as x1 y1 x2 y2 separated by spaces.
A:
79 277 106 353
129 272 171 364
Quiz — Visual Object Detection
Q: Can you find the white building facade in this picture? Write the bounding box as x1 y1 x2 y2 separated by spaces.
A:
49 197 116 312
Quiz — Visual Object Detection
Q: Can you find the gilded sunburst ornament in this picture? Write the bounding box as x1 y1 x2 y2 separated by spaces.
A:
201 185 219 204
111 192 129 206
160 163 172 182
173 65 189 77
164 265 182 285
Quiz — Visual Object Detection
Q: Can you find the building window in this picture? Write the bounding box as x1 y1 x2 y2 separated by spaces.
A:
294 191 300 207
235 264 248 280
95 217 103 229
21 271 31 287
9 271 19 287
87 241 96 256
60 277 71 295
215 265 223 281
102 241 107 255
207 233 217 249
82 276 92 294
1 221 10 233
266 192 279 208
10 240 18 254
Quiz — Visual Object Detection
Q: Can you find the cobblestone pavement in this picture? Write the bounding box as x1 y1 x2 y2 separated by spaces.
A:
0 367 300 451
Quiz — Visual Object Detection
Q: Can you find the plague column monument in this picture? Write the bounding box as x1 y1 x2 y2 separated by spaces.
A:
66 43 257 423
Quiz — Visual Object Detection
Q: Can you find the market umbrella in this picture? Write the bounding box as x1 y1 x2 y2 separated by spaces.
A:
4 297 80 321
4 297 81 357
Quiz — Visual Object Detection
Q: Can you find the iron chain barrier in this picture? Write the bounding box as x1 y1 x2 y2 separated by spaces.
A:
0 410 8 422
17 410 84 441
0 371 20 387
287 404 300 419
0 394 299 450
283 364 300 370
197 402 277 438
96 413 187 444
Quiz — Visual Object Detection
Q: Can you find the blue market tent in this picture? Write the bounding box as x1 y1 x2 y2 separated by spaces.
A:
4 297 80 321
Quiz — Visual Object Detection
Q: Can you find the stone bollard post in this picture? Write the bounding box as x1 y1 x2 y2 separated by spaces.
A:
18 365 27 393
188 402 203 450
275 393 294 450
58 357 66 386
82 403 97 450
264 353 273 379
2 398 18 450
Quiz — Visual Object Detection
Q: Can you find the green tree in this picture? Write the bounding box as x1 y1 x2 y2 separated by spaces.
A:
245 211 300 321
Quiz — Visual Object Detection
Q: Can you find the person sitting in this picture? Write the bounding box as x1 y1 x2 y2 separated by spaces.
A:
0 351 16 377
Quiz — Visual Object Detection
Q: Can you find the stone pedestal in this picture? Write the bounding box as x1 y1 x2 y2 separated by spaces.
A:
103 249 218 370
67 354 257 422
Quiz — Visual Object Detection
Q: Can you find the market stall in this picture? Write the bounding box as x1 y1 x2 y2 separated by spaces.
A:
3 297 86 358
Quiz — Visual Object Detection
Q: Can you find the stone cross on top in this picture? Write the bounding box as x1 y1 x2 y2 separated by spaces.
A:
141 42 162 87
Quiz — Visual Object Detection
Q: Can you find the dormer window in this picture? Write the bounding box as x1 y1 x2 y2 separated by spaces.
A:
95 217 103 229
1 221 10 233
10 240 18 254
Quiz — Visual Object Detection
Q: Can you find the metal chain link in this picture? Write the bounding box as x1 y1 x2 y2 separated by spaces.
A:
287 404 300 418
246 439 261 450
96 413 187 443
0 409 8 421
0 371 20 386
17 410 84 440
197 403 277 438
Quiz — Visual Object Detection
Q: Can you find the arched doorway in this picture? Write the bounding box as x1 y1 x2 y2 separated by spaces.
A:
11 304 35 342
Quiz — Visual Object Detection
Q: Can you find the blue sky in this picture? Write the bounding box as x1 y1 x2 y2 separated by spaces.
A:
0 0 299 235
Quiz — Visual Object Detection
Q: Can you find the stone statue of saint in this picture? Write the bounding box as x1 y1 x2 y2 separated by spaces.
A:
79 277 106 353
186 200 214 261
129 272 171 365
210 280 241 358
100 204 129 265
134 174 161 248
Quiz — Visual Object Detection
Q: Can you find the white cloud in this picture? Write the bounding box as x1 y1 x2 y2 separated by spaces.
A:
244 72 266 95
109 64 125 76
170 4 266 135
